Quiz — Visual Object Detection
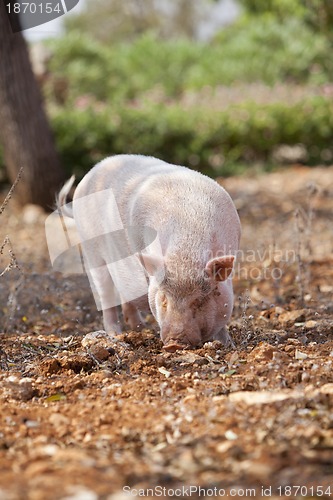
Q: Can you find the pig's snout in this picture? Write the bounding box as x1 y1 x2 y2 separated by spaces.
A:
162 327 202 352
163 338 191 352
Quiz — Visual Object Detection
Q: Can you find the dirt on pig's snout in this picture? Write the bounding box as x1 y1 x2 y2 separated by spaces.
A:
162 339 194 352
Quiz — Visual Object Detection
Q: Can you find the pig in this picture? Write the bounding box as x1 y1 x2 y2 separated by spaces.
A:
57 154 241 352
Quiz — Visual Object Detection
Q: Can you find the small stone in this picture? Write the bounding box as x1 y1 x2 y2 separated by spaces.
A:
247 343 276 362
6 377 36 401
24 420 39 428
81 331 114 348
225 429 238 440
88 344 111 362
319 383 333 395
22 204 45 224
304 320 318 329
295 349 308 360
278 309 306 326
158 366 172 378
229 389 304 405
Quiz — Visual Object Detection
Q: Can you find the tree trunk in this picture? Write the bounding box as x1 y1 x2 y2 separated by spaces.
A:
0 2 65 210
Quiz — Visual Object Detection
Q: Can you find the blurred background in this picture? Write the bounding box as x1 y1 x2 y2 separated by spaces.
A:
0 0 333 207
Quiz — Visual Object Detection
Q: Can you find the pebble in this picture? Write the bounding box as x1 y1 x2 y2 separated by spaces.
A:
5 376 35 401
278 309 306 326
22 204 45 224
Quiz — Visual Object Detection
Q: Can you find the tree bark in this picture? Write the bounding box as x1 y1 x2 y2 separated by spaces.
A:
0 2 65 209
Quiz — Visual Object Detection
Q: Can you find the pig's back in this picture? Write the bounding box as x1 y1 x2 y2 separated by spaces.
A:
74 155 171 198
74 155 240 256
121 156 240 255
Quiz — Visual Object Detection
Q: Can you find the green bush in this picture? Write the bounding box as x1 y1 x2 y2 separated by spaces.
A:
211 15 333 85
47 33 205 103
239 0 333 43
11 20 330 182
46 26 333 107
49 95 333 178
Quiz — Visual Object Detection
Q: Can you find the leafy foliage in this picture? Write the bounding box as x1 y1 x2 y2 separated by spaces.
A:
8 3 330 178
213 15 332 85
238 0 333 42
50 95 333 178
46 25 332 108
64 0 208 43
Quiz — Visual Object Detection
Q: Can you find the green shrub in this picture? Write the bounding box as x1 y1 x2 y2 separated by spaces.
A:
49 95 333 178
2 93 331 179
47 33 205 103
46 26 333 107
50 106 117 175
211 15 333 86
10 26 331 181
239 0 333 43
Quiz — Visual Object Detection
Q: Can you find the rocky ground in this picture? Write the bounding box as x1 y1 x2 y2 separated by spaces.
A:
0 165 332 500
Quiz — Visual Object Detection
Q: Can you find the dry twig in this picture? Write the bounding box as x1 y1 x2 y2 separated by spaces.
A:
0 166 23 216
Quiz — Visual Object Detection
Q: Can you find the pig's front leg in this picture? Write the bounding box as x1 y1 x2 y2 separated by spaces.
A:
122 300 145 331
102 306 122 335
213 326 235 348
87 266 122 335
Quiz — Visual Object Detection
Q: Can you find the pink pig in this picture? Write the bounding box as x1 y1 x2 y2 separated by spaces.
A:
58 155 241 352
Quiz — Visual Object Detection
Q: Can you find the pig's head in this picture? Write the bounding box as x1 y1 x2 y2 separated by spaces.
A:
140 253 235 352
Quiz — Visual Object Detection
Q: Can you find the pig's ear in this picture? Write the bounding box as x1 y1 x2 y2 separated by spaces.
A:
205 255 235 282
138 253 165 276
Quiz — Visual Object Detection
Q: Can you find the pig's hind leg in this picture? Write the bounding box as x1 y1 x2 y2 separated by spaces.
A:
121 293 151 331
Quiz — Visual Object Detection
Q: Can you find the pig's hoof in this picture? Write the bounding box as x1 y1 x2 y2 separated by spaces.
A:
163 342 189 353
